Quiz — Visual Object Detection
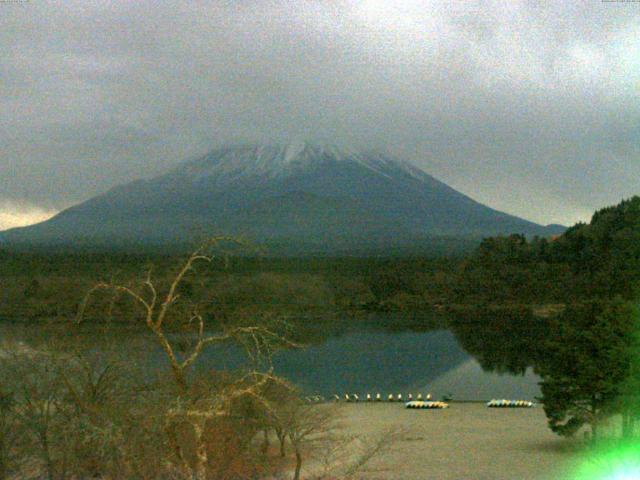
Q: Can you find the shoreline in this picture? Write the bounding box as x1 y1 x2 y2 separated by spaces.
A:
332 403 582 479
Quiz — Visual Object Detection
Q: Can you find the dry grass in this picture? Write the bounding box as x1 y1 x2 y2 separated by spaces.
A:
333 403 585 480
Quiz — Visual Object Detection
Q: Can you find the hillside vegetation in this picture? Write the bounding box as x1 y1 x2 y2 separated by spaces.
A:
1 197 637 324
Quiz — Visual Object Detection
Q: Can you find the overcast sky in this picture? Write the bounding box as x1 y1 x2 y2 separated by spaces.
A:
1 0 638 230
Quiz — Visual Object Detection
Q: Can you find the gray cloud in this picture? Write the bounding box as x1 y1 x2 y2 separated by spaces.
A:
1 0 638 227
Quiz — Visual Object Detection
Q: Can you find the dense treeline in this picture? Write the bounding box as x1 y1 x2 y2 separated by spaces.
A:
458 196 640 305
453 197 640 440
2 198 637 325
0 249 463 322
1 197 638 317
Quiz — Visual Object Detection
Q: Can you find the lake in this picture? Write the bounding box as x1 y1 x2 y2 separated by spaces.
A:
0 315 541 401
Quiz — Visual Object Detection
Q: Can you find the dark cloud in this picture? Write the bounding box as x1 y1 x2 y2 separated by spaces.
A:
1 0 638 228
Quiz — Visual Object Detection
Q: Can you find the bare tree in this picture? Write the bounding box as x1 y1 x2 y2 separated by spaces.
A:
310 426 406 480
283 401 336 480
267 395 403 480
76 238 301 479
78 237 296 391
8 238 399 480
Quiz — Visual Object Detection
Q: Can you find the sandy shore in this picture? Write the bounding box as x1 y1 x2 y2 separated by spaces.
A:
333 403 584 480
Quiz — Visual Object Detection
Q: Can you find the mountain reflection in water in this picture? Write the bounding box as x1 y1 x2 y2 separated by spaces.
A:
0 314 542 401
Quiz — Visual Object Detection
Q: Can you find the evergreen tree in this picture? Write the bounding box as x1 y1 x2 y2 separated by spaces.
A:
616 302 640 438
538 300 635 439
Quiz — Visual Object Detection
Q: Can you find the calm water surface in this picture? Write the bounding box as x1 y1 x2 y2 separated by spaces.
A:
0 317 540 400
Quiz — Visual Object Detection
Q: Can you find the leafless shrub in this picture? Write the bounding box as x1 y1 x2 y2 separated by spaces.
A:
310 426 406 480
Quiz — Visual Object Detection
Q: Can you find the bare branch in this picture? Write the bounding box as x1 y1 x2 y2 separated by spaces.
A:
155 251 211 330
144 268 157 312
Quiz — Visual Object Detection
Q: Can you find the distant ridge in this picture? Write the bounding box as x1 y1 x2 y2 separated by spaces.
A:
0 142 565 253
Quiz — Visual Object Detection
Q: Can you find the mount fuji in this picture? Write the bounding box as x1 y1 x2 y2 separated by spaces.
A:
0 142 564 253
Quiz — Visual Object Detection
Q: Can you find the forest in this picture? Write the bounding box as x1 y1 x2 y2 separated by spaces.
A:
0 196 639 478
2 198 638 322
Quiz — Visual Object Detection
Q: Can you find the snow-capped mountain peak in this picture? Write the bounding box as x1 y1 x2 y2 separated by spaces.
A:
176 142 420 185
1 141 564 251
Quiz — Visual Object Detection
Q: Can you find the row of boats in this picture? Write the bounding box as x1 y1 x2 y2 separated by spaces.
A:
333 393 434 402
486 399 535 408
405 400 449 409
405 399 535 409
307 394 535 409
323 394 536 409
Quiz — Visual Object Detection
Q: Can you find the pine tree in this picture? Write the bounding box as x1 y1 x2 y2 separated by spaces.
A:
538 300 635 439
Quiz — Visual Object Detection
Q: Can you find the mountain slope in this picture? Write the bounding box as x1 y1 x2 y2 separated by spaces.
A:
0 143 564 251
